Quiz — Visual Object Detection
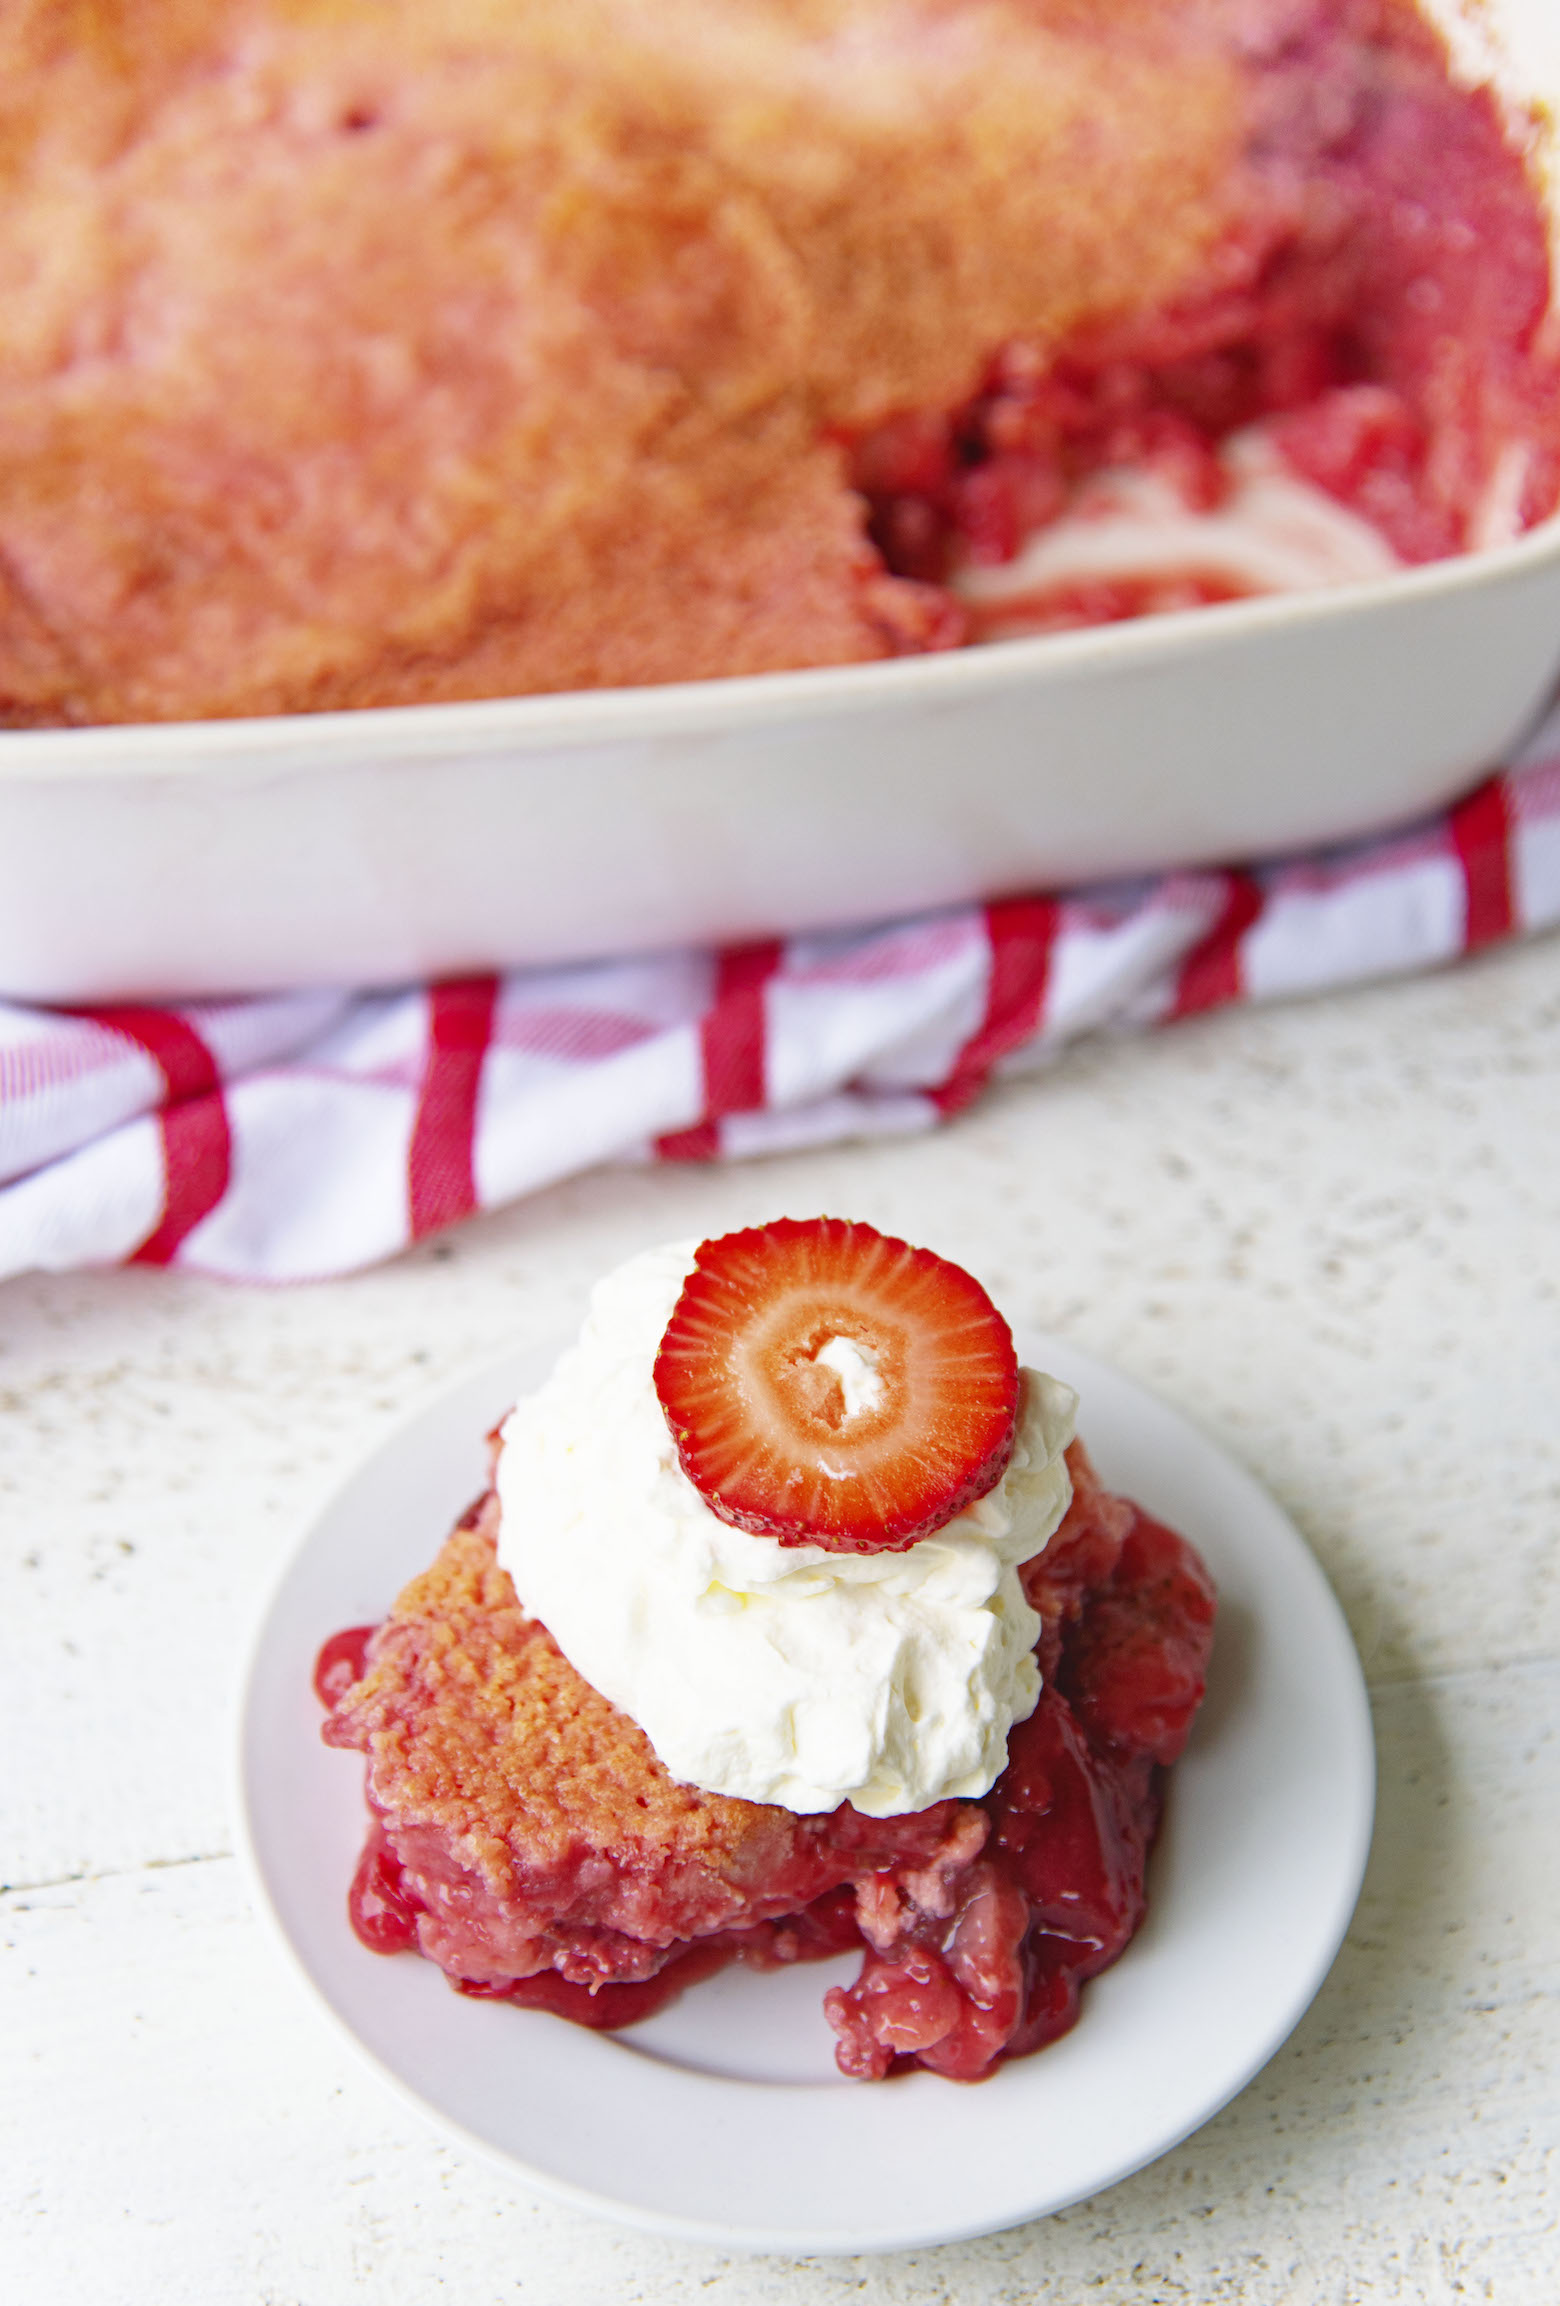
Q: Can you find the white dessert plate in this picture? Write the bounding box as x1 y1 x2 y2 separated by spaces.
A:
235 1330 1375 2255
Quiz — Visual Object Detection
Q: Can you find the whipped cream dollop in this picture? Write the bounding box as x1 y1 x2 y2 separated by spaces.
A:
495 1240 1077 1816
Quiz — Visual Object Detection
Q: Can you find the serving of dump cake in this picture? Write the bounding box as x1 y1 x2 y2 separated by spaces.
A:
318 1222 1216 2082
0 0 1554 725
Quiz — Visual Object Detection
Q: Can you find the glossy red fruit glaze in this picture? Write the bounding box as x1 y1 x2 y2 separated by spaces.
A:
449 1885 869 2028
347 1823 423 1955
652 1217 1020 1552
1061 1510 1219 1766
313 1624 376 1710
456 1938 738 2028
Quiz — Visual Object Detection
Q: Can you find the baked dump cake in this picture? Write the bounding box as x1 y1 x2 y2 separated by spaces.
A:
318 1221 1216 2081
0 0 1554 725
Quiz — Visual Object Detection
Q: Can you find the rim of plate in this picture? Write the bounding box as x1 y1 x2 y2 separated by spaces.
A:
233 1330 1375 2256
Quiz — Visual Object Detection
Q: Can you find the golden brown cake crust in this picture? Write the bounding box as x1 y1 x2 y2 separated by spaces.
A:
334 1491 809 1900
0 0 1246 723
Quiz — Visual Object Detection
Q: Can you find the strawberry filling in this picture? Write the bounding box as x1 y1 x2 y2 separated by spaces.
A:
321 1441 1216 2082
850 2 1560 634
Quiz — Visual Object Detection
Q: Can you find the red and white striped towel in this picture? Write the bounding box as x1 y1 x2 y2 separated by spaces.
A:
4 712 1559 1285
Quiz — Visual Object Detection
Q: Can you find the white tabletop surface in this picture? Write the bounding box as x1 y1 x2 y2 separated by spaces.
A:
3 930 1557 2302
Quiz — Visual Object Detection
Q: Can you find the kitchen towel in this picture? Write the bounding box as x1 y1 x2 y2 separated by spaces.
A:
3 709 1558 1285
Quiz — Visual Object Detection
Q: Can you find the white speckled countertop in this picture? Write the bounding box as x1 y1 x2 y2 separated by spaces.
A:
3 933 1557 2302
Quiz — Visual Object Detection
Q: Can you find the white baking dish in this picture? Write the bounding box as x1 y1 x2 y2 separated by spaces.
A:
1 0 1556 1005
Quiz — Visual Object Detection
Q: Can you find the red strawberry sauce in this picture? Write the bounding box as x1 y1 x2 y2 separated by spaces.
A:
851 0 1560 633
320 1451 1216 2082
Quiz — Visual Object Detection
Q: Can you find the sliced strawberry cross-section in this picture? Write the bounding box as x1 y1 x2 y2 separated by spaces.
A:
652 1217 1020 1552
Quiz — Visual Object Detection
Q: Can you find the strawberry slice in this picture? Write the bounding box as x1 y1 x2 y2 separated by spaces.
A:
653 1218 1020 1552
